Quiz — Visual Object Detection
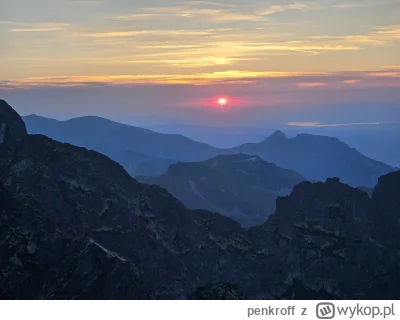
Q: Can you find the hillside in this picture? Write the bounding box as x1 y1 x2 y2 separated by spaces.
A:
140 154 306 226
23 114 219 176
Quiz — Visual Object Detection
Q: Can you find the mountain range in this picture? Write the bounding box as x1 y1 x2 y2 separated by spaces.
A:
140 154 306 226
1 99 400 299
228 130 395 187
23 114 394 187
148 122 400 168
23 114 217 176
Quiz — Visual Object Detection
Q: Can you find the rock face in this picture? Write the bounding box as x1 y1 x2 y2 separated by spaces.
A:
0 100 27 142
140 154 305 226
1 100 400 299
192 283 245 300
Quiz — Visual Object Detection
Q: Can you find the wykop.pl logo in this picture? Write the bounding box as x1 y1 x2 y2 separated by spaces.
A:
316 303 335 319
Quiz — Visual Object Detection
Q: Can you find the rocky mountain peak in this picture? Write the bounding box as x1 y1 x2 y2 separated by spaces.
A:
0 99 27 142
271 129 287 138
263 130 287 143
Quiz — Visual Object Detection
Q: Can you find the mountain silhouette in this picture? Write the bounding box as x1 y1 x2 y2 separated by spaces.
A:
24 115 394 186
23 114 219 176
140 154 305 226
227 131 394 187
2 100 400 299
0 100 27 143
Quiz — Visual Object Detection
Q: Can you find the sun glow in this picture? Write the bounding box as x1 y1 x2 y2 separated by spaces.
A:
218 98 227 106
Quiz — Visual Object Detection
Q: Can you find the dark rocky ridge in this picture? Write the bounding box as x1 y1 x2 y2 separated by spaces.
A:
192 283 245 300
1 100 400 299
0 100 27 142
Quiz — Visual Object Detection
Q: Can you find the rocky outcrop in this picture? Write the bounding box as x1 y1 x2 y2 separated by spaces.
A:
0 123 12 145
1 100 400 299
192 283 245 300
0 100 27 142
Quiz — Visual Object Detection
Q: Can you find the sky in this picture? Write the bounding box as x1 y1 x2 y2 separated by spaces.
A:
0 0 399 126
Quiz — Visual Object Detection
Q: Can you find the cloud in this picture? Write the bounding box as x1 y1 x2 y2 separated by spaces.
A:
286 121 381 127
130 56 260 68
383 66 400 69
297 82 326 88
343 79 360 84
256 2 320 16
65 55 261 68
332 0 396 9
373 24 400 39
3 69 400 92
310 25 400 46
2 0 400 92
368 71 400 77
115 7 262 23
75 29 214 38
0 21 70 32
2 71 328 87
114 2 320 23
11 28 65 32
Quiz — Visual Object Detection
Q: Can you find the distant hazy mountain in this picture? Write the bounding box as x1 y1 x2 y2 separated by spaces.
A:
147 123 276 148
227 131 394 187
140 154 306 226
23 115 219 176
117 150 177 177
279 123 400 168
334 130 400 168
149 123 400 167
24 115 394 186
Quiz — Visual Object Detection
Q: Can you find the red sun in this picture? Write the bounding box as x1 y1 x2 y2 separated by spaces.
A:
217 98 227 106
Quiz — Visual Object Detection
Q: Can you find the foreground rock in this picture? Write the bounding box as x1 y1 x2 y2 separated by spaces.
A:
1 100 400 299
0 100 27 142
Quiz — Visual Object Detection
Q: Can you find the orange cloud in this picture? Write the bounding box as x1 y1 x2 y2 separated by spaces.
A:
2 71 328 87
368 71 400 77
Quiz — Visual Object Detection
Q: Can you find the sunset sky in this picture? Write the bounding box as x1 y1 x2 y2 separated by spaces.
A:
1 0 399 126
